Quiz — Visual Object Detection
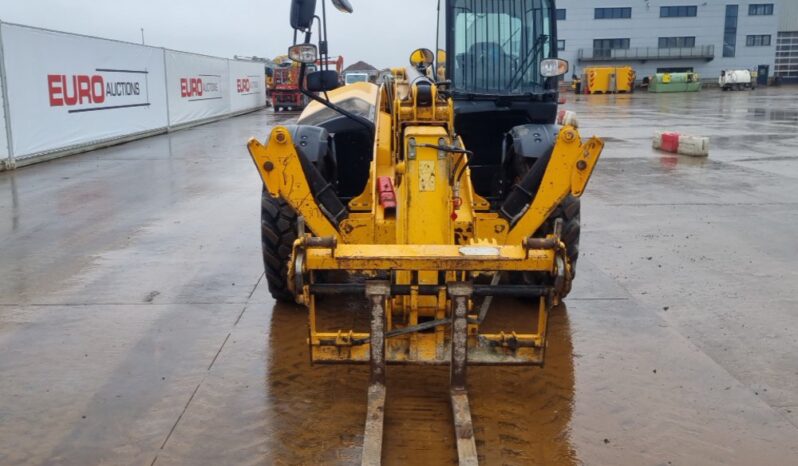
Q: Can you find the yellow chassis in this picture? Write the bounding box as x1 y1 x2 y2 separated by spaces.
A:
248 73 602 367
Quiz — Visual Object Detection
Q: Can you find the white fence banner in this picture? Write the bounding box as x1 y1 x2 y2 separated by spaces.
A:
165 50 230 126
229 60 267 113
0 23 169 158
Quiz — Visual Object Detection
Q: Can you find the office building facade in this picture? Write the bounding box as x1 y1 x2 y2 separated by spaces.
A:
555 1 790 83
775 1 798 81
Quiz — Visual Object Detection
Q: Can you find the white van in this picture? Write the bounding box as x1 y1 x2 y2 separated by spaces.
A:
345 72 369 85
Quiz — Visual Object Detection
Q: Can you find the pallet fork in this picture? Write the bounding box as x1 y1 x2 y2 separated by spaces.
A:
360 281 478 466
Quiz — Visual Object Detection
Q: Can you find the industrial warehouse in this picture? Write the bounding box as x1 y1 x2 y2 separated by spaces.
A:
557 0 798 85
1 1 797 465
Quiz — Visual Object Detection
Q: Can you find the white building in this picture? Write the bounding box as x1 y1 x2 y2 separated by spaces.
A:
555 1 789 84
775 1 798 82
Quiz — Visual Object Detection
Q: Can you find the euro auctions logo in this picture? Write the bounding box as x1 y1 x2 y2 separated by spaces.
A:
236 78 251 93
180 75 222 101
236 75 262 95
47 68 150 113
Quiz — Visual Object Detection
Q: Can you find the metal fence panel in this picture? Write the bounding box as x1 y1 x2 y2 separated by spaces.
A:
0 23 170 159
0 67 9 163
0 22 267 167
164 50 230 126
229 59 267 113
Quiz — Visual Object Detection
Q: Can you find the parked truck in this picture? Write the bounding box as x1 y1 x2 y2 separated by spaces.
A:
270 56 344 111
270 62 310 112
719 69 755 91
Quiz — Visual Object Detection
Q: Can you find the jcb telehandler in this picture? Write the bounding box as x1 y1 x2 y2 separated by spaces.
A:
247 0 603 463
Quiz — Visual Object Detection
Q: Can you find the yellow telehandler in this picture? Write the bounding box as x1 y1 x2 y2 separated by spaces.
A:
248 0 603 463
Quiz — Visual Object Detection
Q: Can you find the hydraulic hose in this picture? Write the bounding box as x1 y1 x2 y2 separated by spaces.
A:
499 150 552 225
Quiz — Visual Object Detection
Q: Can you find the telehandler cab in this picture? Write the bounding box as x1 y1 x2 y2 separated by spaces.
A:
247 0 603 463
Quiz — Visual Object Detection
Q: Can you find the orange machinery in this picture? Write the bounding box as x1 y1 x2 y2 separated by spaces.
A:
270 55 344 112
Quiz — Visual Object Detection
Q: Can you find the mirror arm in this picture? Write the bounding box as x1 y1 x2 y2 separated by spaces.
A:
314 16 328 65
298 64 375 139
321 0 328 47
294 0 372 139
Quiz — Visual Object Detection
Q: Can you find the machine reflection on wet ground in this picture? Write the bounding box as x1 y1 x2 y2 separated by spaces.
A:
264 297 576 465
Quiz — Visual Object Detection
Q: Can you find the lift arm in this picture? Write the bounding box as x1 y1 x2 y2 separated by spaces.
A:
247 127 341 240
505 126 604 245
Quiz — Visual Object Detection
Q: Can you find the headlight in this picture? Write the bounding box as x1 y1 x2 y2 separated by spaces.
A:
331 0 353 13
288 44 318 64
540 58 569 78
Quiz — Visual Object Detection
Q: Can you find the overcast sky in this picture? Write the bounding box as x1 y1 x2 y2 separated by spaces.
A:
0 0 438 69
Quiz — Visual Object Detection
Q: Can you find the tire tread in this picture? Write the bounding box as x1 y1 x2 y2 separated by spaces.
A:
261 190 298 301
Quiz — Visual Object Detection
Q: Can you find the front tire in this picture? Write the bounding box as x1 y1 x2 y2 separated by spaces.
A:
543 194 581 279
261 189 298 302
512 193 581 297
510 154 581 280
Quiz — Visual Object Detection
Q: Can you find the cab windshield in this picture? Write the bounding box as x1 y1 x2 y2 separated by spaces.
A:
449 0 553 95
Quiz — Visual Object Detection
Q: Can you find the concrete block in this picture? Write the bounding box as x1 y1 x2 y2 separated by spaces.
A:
653 131 709 157
558 110 579 128
678 135 710 157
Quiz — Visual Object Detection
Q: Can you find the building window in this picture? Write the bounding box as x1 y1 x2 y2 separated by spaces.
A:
658 36 696 48
593 38 631 49
556 9 566 20
776 31 798 79
748 4 774 16
557 40 566 51
660 6 698 17
723 5 738 57
746 34 772 46
593 38 630 58
594 8 631 19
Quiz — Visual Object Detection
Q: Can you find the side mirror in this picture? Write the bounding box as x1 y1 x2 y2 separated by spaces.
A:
410 48 435 71
289 44 318 64
290 0 317 30
331 0 354 13
307 70 341 92
540 58 569 78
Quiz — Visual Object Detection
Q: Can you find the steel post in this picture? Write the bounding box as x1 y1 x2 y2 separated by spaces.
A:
0 20 17 170
448 282 472 390
448 282 478 466
361 280 390 466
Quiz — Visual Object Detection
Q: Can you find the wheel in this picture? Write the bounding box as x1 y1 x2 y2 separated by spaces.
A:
540 194 581 279
509 154 581 279
512 195 581 297
261 189 299 301
508 150 582 296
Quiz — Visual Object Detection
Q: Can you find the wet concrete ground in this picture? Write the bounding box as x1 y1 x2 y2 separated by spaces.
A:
1 87 797 465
